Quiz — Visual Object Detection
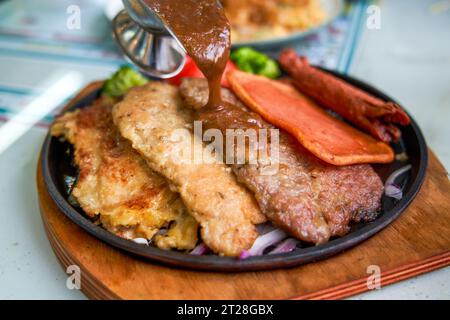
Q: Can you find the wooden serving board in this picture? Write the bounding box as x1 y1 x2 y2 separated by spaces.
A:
37 147 450 300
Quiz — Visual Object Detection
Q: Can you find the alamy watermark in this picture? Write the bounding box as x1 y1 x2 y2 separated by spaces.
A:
66 264 81 290
168 121 280 175
66 5 81 30
366 5 381 30
366 265 382 290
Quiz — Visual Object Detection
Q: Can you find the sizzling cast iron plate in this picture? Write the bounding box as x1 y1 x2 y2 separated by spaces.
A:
40 70 428 271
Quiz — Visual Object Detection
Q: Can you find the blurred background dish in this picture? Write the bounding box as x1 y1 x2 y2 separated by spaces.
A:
224 0 344 48
104 0 344 48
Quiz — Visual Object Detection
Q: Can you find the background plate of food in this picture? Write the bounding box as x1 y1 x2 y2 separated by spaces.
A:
39 47 428 272
104 0 344 48
223 0 345 48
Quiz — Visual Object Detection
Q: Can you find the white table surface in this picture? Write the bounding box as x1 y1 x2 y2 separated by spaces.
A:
0 0 449 299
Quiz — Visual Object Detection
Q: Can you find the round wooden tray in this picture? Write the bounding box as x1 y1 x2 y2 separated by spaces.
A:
37 149 450 300
41 78 429 272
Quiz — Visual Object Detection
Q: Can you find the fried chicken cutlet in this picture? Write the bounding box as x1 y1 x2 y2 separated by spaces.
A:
51 96 199 250
112 82 265 257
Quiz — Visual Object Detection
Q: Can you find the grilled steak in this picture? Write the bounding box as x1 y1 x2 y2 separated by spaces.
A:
180 78 384 240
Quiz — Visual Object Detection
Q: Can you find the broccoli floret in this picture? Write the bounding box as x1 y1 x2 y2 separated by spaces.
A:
231 47 281 79
259 59 281 79
102 66 148 98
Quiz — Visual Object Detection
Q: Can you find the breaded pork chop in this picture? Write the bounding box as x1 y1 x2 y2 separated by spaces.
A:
179 78 384 239
112 82 265 256
51 96 198 250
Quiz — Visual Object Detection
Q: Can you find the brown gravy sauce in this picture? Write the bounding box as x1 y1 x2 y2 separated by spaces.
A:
143 0 230 107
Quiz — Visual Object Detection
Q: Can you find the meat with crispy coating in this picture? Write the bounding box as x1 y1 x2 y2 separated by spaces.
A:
112 82 265 256
51 96 198 250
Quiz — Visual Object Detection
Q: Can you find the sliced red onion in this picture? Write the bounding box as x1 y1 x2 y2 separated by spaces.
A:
190 242 210 255
132 238 149 245
384 183 403 200
269 238 299 254
239 229 287 259
239 250 251 260
384 164 412 200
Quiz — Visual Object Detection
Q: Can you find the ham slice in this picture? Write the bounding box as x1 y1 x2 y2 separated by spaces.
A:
227 70 394 166
279 49 410 143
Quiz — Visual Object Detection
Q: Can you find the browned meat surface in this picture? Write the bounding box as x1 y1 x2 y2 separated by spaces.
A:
112 82 264 256
51 96 199 250
180 78 384 240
